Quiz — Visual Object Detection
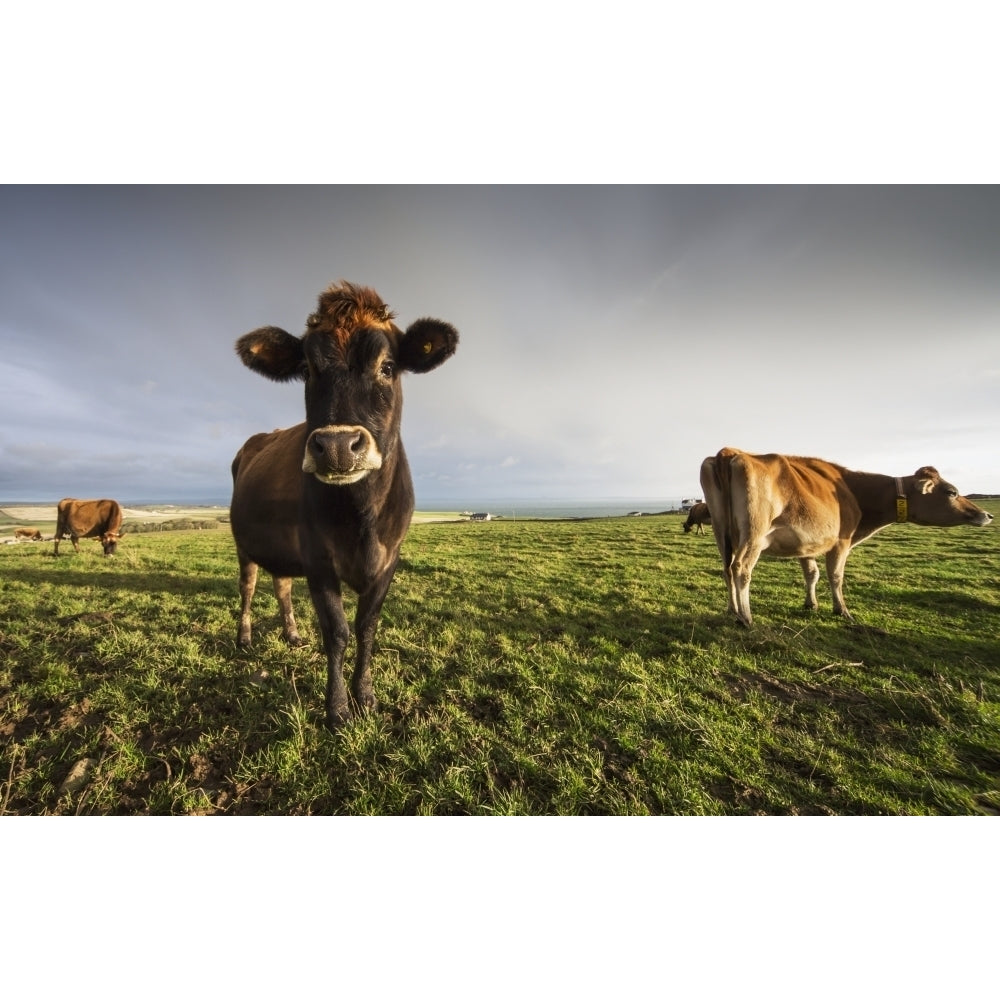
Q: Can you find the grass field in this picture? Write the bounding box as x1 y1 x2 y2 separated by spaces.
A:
1 505 998 815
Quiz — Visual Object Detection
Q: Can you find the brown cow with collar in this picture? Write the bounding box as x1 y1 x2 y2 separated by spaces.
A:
231 281 458 731
53 498 124 556
699 447 992 626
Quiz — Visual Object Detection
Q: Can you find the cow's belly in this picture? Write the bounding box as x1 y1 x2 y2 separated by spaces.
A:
230 425 308 577
234 518 305 578
763 524 838 559
66 519 104 538
230 488 303 576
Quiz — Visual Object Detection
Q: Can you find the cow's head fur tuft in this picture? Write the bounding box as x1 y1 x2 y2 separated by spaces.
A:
308 281 396 334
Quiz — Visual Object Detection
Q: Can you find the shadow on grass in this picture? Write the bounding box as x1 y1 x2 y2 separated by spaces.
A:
7 566 237 598
709 641 999 814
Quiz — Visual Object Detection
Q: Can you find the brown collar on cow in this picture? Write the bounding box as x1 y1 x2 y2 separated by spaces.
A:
895 477 908 523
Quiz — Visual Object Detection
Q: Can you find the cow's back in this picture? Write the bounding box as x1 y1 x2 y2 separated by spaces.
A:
230 424 307 577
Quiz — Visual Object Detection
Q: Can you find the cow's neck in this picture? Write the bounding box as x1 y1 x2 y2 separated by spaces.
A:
893 477 909 523
840 470 911 541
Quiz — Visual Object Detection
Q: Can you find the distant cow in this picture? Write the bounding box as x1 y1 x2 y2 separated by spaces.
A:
699 447 992 626
14 527 43 541
683 502 711 535
53 498 124 556
231 281 459 731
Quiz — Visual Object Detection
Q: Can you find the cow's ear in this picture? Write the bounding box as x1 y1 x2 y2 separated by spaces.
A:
913 467 939 494
236 326 307 382
398 318 459 373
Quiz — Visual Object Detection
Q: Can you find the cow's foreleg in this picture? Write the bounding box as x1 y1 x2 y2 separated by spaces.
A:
351 564 398 715
272 576 304 646
307 578 351 731
236 551 259 647
800 558 820 611
825 545 854 621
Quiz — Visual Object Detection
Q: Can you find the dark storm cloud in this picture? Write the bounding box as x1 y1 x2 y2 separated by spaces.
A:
2 185 998 503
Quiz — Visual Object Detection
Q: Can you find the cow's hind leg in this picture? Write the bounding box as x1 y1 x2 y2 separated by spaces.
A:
708 525 740 620
800 558 820 611
272 575 304 646
237 549 258 647
729 542 760 627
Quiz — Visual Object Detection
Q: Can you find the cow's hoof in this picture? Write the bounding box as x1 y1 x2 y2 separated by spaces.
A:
285 633 306 648
351 689 377 714
326 705 354 732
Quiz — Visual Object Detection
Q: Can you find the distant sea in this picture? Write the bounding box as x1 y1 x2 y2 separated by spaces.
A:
417 498 691 519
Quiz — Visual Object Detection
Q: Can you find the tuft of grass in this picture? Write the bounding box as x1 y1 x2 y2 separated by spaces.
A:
1 504 997 814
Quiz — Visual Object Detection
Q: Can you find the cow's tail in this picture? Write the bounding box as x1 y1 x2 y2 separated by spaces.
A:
706 448 741 570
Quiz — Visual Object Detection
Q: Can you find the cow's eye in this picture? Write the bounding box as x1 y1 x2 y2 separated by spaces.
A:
379 360 396 380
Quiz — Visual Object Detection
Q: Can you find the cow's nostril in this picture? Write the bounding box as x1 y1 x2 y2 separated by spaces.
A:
350 433 365 454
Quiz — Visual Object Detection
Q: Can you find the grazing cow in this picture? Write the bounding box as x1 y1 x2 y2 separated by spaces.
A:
14 527 43 541
699 447 992 626
683 501 711 535
230 281 458 731
53 498 124 556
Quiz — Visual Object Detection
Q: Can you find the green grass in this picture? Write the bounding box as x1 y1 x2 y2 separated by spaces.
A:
1 506 998 814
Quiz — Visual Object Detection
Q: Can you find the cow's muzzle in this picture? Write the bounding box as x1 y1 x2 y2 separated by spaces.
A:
302 425 383 485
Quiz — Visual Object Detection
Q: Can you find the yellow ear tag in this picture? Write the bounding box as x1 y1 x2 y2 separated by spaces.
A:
896 497 908 523
422 340 433 354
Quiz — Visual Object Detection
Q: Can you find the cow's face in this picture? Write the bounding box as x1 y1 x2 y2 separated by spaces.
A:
909 467 993 527
101 531 121 555
236 283 458 487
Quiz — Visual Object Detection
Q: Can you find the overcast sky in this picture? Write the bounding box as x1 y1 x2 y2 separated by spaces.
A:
1 184 998 504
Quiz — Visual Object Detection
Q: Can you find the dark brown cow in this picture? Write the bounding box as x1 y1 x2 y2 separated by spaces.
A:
699 447 992 626
683 502 711 535
54 498 124 556
231 281 458 731
14 527 43 541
